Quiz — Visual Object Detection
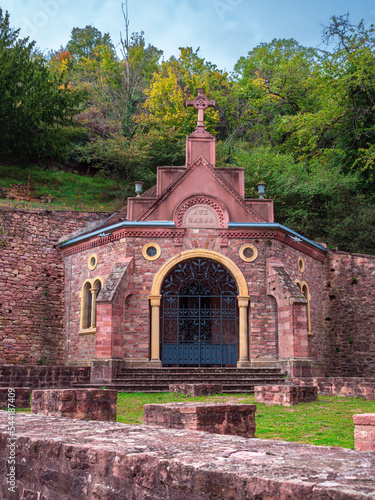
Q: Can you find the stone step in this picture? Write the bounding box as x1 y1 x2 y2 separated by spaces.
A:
78 367 286 393
86 377 284 385
113 379 283 386
81 377 286 393
116 370 283 376
117 371 283 378
118 368 283 374
83 383 264 393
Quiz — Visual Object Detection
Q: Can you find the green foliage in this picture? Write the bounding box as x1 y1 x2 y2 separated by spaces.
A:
0 9 81 163
140 47 230 137
232 38 320 145
234 145 375 254
72 133 151 189
66 25 113 61
109 30 163 138
1 8 374 255
275 15 375 191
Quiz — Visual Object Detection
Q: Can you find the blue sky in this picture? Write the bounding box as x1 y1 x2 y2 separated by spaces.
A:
2 0 375 71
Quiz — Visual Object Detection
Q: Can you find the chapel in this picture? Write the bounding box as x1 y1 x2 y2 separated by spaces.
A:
60 89 328 382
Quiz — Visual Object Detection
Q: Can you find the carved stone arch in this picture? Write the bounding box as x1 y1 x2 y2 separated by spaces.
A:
148 249 250 367
174 195 228 228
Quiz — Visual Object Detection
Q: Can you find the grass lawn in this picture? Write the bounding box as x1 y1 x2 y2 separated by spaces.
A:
117 392 375 450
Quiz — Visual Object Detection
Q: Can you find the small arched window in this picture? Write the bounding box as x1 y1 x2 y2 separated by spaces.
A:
80 277 103 333
296 280 312 336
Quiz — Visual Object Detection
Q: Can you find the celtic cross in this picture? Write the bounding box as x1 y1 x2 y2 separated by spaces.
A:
186 88 215 129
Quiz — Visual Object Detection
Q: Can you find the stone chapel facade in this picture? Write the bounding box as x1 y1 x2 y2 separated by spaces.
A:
60 90 328 382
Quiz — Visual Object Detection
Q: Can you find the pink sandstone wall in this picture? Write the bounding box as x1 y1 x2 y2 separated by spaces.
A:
0 208 106 365
3 207 374 376
323 251 375 377
63 228 325 366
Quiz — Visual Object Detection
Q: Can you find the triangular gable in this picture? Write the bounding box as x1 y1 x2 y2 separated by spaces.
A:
138 156 265 223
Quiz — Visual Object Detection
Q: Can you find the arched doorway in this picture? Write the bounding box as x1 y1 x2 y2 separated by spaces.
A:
160 258 238 366
148 249 250 368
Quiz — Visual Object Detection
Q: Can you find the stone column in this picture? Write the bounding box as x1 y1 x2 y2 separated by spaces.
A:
148 295 162 367
90 286 99 329
237 296 251 368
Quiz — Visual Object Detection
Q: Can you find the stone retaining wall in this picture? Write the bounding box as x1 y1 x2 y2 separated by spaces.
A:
1 412 374 499
0 365 90 389
323 251 375 377
0 207 107 365
289 377 375 400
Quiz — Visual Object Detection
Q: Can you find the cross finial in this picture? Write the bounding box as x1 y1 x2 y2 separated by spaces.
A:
186 88 215 131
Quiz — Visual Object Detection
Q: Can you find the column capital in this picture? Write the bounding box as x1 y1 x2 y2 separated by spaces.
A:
148 294 162 307
237 295 250 307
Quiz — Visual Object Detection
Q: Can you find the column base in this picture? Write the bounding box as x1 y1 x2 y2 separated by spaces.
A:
91 358 123 384
122 358 149 368
237 359 251 368
277 359 326 377
147 359 163 368
250 359 278 368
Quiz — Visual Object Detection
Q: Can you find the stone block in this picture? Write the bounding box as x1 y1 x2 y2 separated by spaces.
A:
0 387 31 409
169 383 223 397
31 389 117 421
254 384 318 406
353 413 375 451
144 402 256 437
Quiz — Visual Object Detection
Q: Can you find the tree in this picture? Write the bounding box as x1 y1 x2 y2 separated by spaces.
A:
139 47 230 137
276 15 375 191
64 4 163 139
0 9 81 162
234 144 375 254
232 39 320 146
104 4 163 139
66 25 113 61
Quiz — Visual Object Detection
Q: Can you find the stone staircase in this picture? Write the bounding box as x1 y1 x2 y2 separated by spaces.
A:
87 367 286 393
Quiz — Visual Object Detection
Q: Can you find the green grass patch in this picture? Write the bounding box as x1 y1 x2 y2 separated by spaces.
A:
0 163 121 212
117 393 375 449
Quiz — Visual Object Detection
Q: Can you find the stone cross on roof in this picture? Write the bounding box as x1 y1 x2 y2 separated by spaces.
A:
186 88 215 130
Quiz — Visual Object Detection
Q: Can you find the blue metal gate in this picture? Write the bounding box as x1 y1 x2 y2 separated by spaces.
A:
160 259 238 366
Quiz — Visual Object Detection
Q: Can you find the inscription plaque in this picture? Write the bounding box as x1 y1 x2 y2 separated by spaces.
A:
182 204 220 228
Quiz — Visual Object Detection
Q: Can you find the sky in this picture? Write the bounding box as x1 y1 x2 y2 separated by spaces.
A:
2 0 375 71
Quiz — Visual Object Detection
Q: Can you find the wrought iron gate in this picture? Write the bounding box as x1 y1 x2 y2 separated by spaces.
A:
160 258 238 366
